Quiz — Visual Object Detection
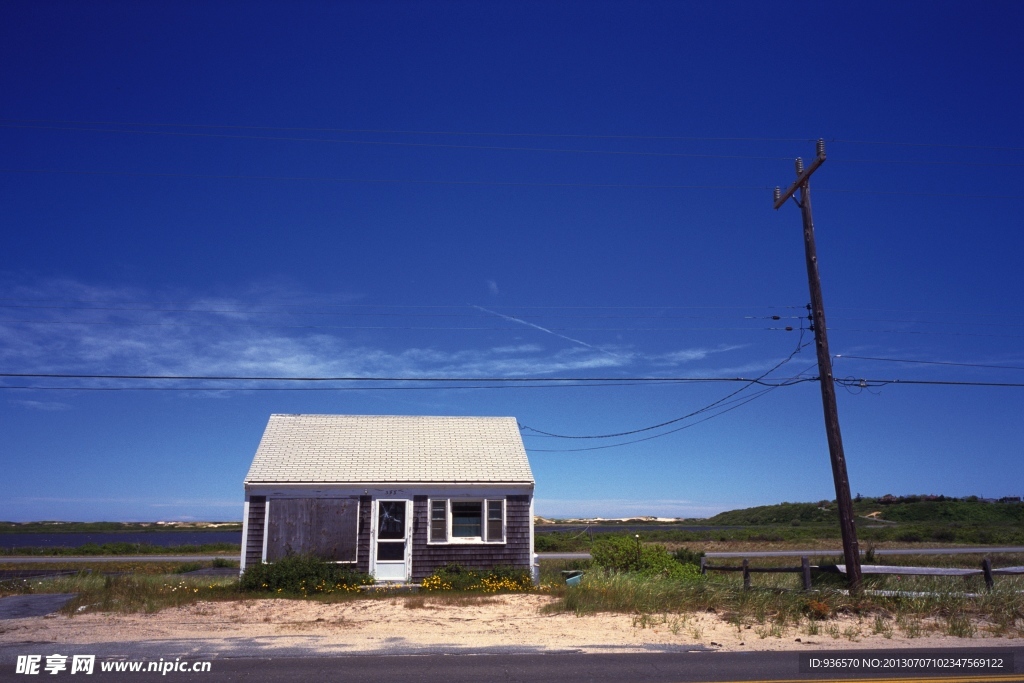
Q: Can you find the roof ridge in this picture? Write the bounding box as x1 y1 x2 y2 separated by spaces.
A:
270 413 516 419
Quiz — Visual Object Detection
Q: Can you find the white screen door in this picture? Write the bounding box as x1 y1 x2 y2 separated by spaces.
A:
372 500 411 581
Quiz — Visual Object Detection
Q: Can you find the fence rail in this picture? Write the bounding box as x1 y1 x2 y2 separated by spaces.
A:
700 556 1024 591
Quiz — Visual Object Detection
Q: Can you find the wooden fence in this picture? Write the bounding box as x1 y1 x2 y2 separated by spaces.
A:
700 556 1024 591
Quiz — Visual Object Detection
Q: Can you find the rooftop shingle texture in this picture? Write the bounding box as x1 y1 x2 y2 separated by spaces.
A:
245 414 534 484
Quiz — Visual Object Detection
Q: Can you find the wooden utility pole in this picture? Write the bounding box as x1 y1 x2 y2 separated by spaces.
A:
774 139 862 592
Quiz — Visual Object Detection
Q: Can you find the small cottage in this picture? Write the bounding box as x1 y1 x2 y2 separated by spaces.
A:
240 414 536 583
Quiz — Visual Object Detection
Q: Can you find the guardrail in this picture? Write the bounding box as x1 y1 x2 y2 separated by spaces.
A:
700 556 1024 591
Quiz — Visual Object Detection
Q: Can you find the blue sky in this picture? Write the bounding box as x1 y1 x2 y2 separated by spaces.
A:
2 2 1022 521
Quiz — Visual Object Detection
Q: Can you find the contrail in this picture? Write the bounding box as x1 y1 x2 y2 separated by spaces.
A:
472 305 625 359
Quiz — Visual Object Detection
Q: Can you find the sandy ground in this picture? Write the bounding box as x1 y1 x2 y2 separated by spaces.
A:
0 595 1018 655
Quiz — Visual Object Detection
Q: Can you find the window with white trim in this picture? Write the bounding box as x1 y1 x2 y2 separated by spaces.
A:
427 498 505 543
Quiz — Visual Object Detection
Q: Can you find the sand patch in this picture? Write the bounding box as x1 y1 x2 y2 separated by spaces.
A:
0 594 1017 654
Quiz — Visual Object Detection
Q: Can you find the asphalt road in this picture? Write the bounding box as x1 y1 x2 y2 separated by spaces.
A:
538 548 1024 561
0 555 228 563
0 593 75 619
3 649 1021 682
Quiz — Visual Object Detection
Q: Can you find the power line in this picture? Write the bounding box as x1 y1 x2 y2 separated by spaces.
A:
0 124 792 161
0 303 809 321
6 317 1023 338
0 319 791 332
15 303 1015 327
4 118 1023 152
0 118 818 142
0 297 803 311
7 123 1024 167
3 168 1021 200
5 374 1023 391
0 380 694 392
520 334 811 439
4 297 1023 320
836 378 1024 388
4 304 1020 330
835 355 1024 371
524 386 777 452
525 367 818 453
829 306 1024 319
827 137 1024 153
830 328 1024 339
0 372 809 384
0 168 774 191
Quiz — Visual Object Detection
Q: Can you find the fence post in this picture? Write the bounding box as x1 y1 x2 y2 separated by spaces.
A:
801 556 812 591
982 558 994 592
742 558 750 590
700 556 706 575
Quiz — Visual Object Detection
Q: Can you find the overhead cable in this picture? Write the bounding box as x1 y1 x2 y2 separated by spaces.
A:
835 355 1024 371
526 365 819 453
4 118 1023 152
519 331 810 439
3 169 1023 200
0 372 810 384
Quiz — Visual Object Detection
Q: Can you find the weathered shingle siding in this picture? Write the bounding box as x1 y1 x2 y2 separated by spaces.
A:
409 495 532 581
244 496 266 567
356 495 372 574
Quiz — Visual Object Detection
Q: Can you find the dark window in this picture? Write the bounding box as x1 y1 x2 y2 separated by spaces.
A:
487 500 504 541
377 501 406 539
376 541 405 561
451 502 482 537
430 500 447 542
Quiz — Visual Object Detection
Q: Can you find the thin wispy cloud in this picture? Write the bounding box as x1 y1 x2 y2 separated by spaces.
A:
9 399 71 411
0 279 757 393
472 305 627 360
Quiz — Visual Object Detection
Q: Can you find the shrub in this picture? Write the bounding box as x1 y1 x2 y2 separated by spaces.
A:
804 599 832 620
173 562 202 574
592 537 703 581
421 564 533 592
239 555 372 595
672 546 705 567
211 558 236 568
592 536 645 572
534 533 589 553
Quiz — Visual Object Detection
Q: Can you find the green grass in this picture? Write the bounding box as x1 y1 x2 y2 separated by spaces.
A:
542 569 1024 638
5 573 239 614
9 556 1022 638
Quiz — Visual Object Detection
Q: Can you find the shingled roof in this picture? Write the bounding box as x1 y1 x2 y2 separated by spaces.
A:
244 414 534 484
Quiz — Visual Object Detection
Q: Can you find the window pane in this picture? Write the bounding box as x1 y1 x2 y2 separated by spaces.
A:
487 500 503 541
377 542 405 561
430 500 447 542
378 501 406 539
451 502 482 537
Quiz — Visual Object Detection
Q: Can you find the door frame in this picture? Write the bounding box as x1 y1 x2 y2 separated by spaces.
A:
369 498 413 582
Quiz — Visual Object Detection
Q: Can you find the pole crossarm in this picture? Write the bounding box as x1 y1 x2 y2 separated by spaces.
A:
774 142 826 210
